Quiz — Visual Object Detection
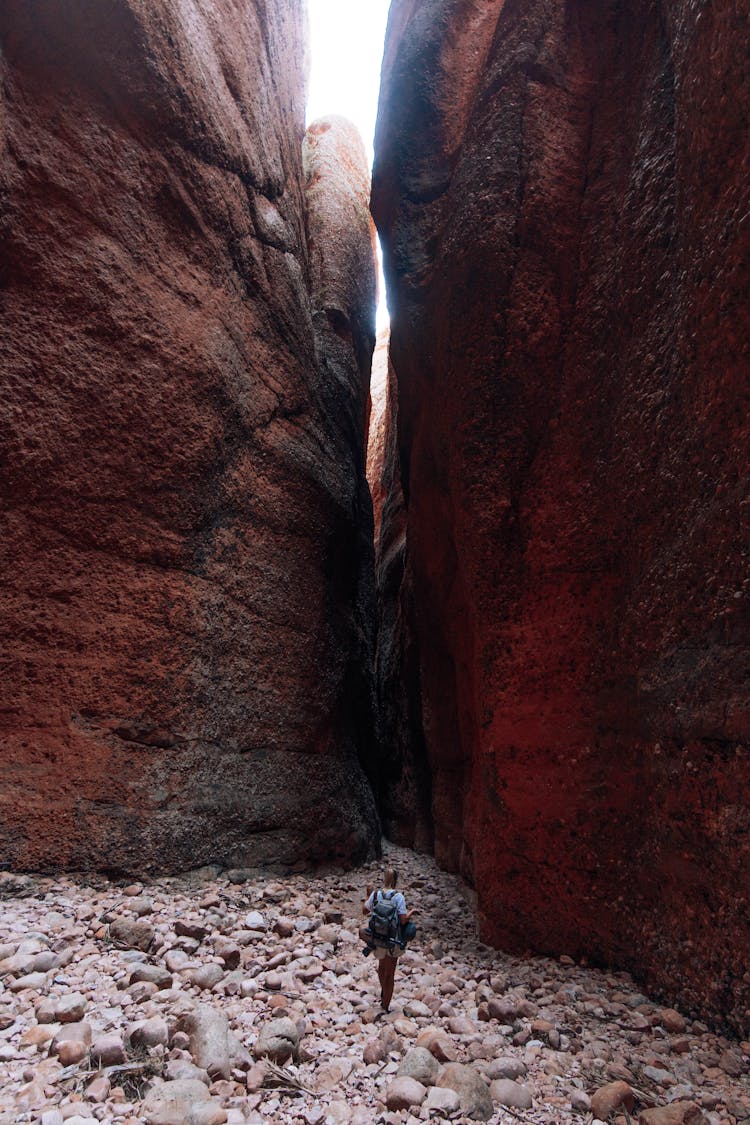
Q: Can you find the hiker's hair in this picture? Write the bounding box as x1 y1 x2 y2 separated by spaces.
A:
383 865 398 888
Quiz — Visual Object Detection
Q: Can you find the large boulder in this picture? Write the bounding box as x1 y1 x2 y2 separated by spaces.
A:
253 1016 300 1064
435 1063 493 1121
397 1046 440 1086
141 1079 224 1125
174 1004 250 1080
0 0 379 873
372 0 750 1033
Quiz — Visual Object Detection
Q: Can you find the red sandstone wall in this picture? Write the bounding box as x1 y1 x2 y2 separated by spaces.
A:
367 333 433 852
372 0 750 1031
366 331 391 550
0 1 379 872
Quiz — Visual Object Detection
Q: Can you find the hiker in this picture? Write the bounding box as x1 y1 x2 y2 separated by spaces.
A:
362 864 415 1012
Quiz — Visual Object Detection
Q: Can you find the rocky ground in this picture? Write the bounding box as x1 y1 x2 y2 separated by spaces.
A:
0 844 748 1125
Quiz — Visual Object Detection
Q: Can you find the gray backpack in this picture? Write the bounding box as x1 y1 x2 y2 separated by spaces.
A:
367 890 401 948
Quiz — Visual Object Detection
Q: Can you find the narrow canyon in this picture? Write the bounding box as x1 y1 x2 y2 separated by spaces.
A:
0 6 749 1123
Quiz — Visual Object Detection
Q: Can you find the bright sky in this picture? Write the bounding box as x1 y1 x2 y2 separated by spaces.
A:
306 0 392 329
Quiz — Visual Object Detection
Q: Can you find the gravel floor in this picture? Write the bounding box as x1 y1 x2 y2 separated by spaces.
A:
1 843 748 1124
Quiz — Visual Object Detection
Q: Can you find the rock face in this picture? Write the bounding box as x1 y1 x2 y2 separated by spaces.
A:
372 0 750 1031
0 1 379 871
303 114 380 805
367 334 433 851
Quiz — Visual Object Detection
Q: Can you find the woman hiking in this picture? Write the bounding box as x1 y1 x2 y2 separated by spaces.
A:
362 864 415 1012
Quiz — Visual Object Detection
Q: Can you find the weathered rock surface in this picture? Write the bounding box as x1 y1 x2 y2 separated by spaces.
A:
253 1016 300 1064
366 333 433 851
0 1 379 873
141 1078 218 1125
173 1005 236 1079
302 113 380 810
437 1061 494 1120
397 1044 440 1085
372 0 750 1031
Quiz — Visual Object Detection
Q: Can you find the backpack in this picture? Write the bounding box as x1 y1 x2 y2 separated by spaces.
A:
367 889 401 949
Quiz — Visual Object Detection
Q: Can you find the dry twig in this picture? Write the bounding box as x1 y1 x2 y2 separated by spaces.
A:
630 1085 659 1109
499 1106 529 1121
261 1059 315 1096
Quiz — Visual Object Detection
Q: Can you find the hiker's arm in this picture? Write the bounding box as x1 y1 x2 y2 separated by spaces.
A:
399 910 413 924
362 884 374 916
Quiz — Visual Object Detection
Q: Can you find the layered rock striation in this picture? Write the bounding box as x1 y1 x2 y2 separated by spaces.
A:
372 0 750 1030
0 1 379 871
367 333 433 852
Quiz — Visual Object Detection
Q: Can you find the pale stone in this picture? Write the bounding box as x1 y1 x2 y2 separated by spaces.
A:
10 971 48 991
130 896 154 916
385 1076 427 1110
57 1038 89 1065
41 1111 64 1125
141 1078 211 1125
403 1000 431 1019
436 1062 494 1121
175 1004 233 1080
90 1034 127 1066
485 1056 528 1080
166 949 192 972
129 1016 169 1048
164 1058 211 1084
490 1078 533 1109
363 1037 387 1064
129 964 172 990
86 1075 111 1102
52 1021 93 1053
325 1101 352 1125
20 1023 56 1048
188 964 224 991
425 1086 462 1112
254 1016 300 1064
397 1046 440 1086
53 999 88 1026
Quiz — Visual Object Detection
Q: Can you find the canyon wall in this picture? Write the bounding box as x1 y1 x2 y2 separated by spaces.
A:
368 333 433 852
372 0 750 1031
366 333 431 850
0 0 379 872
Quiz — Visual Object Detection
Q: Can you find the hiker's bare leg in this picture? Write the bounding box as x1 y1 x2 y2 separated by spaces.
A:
381 956 396 1011
377 958 387 1007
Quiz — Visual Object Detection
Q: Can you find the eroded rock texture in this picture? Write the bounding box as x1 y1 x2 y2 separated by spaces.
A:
373 0 750 1030
303 113 381 806
0 1 379 872
367 332 433 852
